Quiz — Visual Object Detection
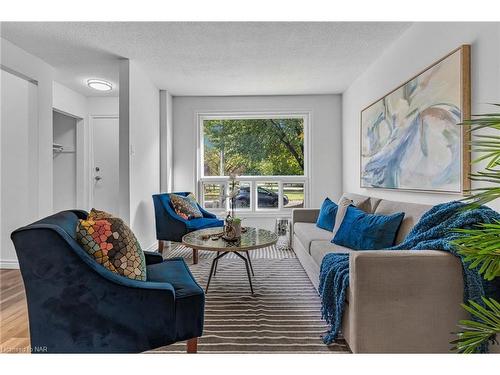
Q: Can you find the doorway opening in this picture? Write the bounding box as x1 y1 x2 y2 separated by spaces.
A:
52 110 80 212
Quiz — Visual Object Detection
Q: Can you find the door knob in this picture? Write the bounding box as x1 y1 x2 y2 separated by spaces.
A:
95 176 102 181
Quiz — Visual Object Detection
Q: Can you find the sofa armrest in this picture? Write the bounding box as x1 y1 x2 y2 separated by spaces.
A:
346 250 466 353
152 194 189 242
143 250 163 265
292 208 320 226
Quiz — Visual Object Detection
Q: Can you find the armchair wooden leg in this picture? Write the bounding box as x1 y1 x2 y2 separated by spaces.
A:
158 240 164 253
187 337 198 353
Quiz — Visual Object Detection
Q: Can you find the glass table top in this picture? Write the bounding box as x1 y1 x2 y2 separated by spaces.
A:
182 226 278 251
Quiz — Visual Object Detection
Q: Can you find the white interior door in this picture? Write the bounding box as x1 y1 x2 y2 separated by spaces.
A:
91 117 119 215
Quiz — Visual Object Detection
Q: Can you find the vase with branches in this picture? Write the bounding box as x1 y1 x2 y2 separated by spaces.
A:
223 173 242 240
227 172 239 219
450 103 500 353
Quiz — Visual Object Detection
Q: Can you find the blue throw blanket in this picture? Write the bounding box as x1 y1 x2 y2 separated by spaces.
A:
319 201 500 350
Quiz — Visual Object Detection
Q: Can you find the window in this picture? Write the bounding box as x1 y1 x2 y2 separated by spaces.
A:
232 180 251 209
203 118 304 177
202 183 226 209
198 113 309 213
256 182 279 210
283 182 304 209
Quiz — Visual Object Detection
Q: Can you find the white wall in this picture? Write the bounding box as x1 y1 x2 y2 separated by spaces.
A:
87 96 119 116
160 91 173 192
120 60 160 250
342 22 500 211
53 81 87 118
172 95 343 211
119 60 131 223
1 37 54 217
1 70 38 268
1 38 54 268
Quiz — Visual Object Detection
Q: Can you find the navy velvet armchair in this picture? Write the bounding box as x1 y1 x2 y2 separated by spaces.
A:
10 210 205 353
152 192 223 263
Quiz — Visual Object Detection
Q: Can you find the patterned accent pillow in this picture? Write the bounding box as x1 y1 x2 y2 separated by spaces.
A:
76 216 147 281
88 208 114 220
170 193 203 220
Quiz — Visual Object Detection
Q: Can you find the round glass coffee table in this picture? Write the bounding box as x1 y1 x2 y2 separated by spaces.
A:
182 227 278 294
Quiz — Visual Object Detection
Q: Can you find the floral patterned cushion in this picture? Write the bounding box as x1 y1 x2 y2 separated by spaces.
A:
76 216 146 281
170 193 203 220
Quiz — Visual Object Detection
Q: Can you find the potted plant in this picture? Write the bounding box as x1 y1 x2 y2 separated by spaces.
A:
451 104 500 353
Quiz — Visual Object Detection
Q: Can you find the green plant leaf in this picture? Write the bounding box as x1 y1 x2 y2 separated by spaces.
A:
452 297 500 353
451 222 500 280
452 104 500 353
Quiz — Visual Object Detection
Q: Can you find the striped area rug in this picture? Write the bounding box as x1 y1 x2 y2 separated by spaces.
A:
151 243 350 353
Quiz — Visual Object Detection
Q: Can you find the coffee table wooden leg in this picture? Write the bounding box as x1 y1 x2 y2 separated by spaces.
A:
193 249 198 264
187 337 198 353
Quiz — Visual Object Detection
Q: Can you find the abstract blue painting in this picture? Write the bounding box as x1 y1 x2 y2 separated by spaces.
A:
361 46 470 193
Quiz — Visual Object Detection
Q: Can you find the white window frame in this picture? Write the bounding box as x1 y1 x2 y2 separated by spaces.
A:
195 111 311 216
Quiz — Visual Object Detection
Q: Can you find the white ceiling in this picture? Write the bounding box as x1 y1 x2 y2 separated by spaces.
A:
0 22 412 97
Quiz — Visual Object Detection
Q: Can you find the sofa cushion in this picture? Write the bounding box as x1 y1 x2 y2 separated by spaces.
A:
88 208 114 220
333 206 404 250
342 193 381 213
186 217 224 231
310 240 354 266
374 199 432 244
316 198 338 231
76 216 147 281
170 193 203 220
293 222 333 253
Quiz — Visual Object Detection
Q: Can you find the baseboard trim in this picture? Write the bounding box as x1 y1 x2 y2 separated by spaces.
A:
1 259 20 269
144 242 158 252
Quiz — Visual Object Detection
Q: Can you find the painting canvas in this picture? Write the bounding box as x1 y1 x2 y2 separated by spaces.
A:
360 46 470 193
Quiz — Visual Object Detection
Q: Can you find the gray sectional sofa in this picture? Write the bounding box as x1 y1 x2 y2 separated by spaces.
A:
292 192 467 353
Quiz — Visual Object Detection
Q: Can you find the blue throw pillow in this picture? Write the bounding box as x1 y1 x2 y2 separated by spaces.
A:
316 198 338 231
332 206 405 250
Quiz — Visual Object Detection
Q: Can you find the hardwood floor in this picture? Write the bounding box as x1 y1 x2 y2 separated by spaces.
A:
0 269 30 353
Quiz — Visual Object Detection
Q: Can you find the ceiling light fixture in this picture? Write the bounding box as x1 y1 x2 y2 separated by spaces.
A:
87 79 112 91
